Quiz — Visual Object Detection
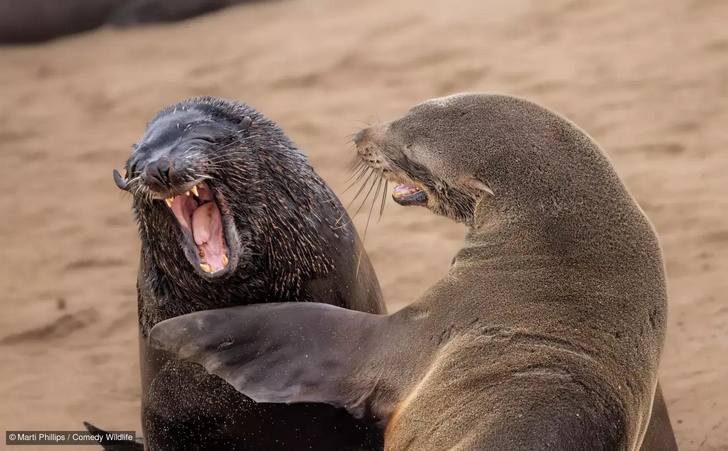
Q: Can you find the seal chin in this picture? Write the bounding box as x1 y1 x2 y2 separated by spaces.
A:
162 181 237 278
392 183 428 206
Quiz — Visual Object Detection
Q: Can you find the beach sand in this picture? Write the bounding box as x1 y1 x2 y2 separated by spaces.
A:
0 0 726 449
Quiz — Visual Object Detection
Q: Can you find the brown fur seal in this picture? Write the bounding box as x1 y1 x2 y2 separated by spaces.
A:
95 96 386 450
149 93 678 450
0 0 260 43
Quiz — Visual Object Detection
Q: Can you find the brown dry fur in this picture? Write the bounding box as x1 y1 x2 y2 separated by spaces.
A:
351 93 676 450
149 93 678 450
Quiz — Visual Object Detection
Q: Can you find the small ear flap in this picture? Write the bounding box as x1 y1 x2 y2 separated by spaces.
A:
239 116 252 130
461 176 494 196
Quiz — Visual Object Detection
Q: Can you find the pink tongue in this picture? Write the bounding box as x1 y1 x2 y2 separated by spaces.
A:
394 184 420 196
192 202 225 272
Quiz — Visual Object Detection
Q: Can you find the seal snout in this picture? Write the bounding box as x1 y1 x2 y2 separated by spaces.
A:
133 152 204 199
115 103 243 279
141 157 184 192
353 127 429 208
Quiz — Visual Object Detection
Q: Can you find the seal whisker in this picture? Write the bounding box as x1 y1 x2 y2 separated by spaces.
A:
363 173 383 240
378 180 388 221
322 193 344 204
342 169 375 213
200 139 241 156
341 134 357 144
335 168 375 227
356 173 383 273
207 133 247 154
206 147 241 157
207 145 247 156
346 160 366 177
347 157 365 173
205 154 249 164
345 168 368 186
341 167 369 194
348 171 379 220
205 155 245 163
347 161 371 182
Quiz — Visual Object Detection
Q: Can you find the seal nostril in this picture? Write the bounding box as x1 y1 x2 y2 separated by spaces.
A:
146 159 174 188
157 166 167 184
354 130 365 144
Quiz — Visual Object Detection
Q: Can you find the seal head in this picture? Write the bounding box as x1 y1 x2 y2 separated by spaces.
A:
116 96 348 293
114 103 252 278
117 101 255 278
354 93 502 224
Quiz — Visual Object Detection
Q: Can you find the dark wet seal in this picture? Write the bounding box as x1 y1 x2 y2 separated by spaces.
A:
151 94 678 451
88 96 386 451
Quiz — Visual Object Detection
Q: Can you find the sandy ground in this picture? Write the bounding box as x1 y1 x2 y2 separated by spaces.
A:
0 0 726 449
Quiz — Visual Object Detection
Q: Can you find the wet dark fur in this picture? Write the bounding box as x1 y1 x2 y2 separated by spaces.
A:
126 97 385 450
150 94 677 450
131 98 383 332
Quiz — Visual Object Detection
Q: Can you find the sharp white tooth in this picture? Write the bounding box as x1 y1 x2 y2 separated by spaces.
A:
200 263 212 273
190 186 199 197
165 198 173 207
222 254 229 266
184 190 191 196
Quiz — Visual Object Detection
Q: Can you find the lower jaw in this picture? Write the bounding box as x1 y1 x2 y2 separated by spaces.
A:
182 222 236 277
392 185 429 206
189 252 233 278
392 194 428 206
196 245 229 274
195 224 229 274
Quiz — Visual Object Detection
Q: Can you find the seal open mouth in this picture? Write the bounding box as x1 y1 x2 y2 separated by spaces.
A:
392 183 428 206
163 182 229 274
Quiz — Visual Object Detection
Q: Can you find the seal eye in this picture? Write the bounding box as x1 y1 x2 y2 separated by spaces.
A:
195 136 217 145
402 144 417 159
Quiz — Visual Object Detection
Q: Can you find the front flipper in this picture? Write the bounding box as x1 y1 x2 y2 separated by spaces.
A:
148 302 399 420
82 422 144 450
